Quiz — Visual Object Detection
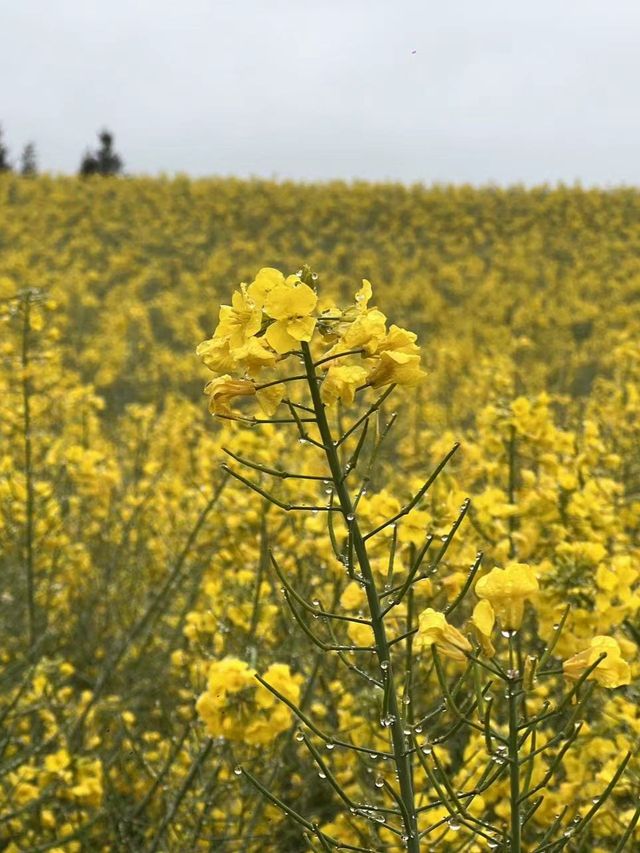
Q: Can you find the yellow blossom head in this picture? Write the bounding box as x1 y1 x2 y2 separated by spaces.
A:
203 375 256 416
475 563 539 631
264 277 318 353
366 350 427 389
563 636 631 689
415 608 472 662
320 364 368 405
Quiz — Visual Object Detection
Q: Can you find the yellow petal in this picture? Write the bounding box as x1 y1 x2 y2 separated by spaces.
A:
265 281 317 321
321 364 368 405
246 267 285 307
286 315 316 342
471 600 495 637
265 320 298 354
355 278 372 308
256 385 284 416
196 337 237 374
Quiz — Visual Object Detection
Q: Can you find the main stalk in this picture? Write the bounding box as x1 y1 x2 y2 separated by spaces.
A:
301 342 419 851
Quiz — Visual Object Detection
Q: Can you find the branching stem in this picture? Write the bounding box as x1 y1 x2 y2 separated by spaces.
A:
300 342 419 851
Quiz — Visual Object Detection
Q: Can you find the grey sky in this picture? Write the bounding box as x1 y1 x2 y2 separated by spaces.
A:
2 0 640 184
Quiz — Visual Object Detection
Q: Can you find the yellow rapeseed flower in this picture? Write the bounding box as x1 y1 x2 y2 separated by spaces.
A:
415 608 472 662
366 350 427 388
196 336 238 375
264 277 318 353
563 636 631 688
215 285 263 347
246 266 286 307
475 563 539 630
320 364 368 405
203 375 256 416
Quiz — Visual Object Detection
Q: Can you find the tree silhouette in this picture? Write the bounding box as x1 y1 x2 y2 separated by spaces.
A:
20 142 37 176
0 126 11 172
79 129 123 176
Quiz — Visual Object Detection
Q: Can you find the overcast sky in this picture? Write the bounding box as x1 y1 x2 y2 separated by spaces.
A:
2 0 640 184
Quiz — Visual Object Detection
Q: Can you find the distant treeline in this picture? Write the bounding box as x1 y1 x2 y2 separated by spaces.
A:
0 126 123 176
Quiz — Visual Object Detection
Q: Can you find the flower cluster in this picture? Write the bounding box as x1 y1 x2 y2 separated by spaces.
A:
196 270 426 417
196 658 302 745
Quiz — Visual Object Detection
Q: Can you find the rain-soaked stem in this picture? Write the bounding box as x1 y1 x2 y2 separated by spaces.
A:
301 341 419 852
507 672 522 853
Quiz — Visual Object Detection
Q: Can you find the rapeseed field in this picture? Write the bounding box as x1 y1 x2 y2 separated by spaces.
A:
2 175 640 851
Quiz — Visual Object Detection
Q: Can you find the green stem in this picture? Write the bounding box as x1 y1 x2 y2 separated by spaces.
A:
508 676 522 853
300 342 419 852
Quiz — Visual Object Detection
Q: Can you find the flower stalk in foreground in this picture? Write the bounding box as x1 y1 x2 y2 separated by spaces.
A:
195 266 635 852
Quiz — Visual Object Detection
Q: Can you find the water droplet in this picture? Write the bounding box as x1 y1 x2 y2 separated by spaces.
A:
346 513 355 522
448 818 461 831
374 776 384 788
501 629 517 638
380 660 389 671
440 535 449 543
326 741 335 750
233 766 242 776
295 730 304 742
318 771 327 779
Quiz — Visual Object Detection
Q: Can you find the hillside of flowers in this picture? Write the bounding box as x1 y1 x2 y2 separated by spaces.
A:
1 175 640 851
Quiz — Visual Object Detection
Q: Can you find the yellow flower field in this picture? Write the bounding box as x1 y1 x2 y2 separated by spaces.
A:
1 174 639 851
